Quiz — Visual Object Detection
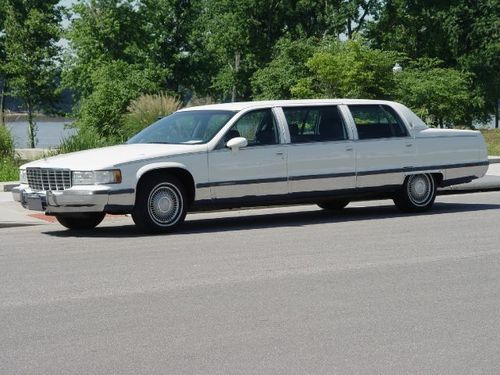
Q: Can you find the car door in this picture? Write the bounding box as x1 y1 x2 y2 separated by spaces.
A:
208 108 287 200
280 105 356 195
347 104 416 188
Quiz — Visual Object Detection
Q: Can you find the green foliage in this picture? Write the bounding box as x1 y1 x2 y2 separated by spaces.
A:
252 38 319 100
63 0 152 98
394 59 479 127
139 0 206 95
3 0 61 148
0 125 14 158
367 0 499 120
58 127 121 154
291 39 401 99
75 61 159 138
481 130 500 156
124 93 182 138
0 156 19 182
0 119 17 182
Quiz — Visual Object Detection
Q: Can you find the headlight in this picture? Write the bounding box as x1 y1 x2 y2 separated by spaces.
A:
95 170 122 184
19 169 27 184
72 170 122 185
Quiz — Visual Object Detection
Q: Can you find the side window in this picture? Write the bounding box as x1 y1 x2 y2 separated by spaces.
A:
283 106 347 143
349 105 408 140
224 109 279 146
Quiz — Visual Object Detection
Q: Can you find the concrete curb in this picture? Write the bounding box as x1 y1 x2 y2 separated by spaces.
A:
1 182 18 192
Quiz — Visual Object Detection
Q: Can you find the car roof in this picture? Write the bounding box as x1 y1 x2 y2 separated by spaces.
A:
178 99 398 112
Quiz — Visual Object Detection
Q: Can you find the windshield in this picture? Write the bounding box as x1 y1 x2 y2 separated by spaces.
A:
127 110 236 145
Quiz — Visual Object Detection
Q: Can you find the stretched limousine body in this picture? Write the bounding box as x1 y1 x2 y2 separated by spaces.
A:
13 99 489 232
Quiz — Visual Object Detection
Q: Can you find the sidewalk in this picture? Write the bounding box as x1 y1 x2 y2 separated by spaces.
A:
2 159 500 228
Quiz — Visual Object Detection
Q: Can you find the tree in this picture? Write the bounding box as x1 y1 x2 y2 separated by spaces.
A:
199 0 268 101
199 0 382 102
76 61 159 138
394 59 480 128
4 0 61 148
367 0 500 120
64 0 151 99
139 0 208 96
251 37 320 99
0 0 7 127
291 39 401 99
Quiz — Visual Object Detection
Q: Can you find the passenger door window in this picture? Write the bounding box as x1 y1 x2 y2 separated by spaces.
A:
224 109 279 146
349 105 408 139
283 106 348 143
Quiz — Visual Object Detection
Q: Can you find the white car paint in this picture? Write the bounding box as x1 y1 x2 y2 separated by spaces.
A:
12 99 489 225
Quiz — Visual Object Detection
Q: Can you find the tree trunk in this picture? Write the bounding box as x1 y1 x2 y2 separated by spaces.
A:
27 102 36 148
496 98 499 129
231 51 241 103
0 78 6 127
346 17 352 39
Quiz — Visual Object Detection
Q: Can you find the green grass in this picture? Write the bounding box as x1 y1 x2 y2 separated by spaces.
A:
0 157 20 182
481 129 500 156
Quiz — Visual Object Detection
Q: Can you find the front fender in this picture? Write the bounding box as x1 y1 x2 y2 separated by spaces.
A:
136 162 190 181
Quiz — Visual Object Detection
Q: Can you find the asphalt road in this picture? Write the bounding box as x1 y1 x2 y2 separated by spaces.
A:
1 192 500 374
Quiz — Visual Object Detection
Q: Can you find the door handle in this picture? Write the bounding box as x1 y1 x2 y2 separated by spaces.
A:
275 152 284 156
405 143 413 148
345 147 353 151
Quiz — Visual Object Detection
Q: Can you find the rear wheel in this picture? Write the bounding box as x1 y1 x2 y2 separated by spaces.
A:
132 174 187 233
393 173 436 212
317 200 349 211
56 212 105 230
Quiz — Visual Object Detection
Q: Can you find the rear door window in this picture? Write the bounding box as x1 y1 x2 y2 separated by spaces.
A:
349 105 408 139
283 106 348 143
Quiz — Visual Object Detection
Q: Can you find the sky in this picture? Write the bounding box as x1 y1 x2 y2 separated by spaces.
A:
59 0 76 8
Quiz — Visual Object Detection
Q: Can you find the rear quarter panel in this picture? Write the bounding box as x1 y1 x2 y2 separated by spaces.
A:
415 128 489 181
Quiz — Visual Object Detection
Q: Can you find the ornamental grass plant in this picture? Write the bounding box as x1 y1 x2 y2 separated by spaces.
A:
124 93 182 138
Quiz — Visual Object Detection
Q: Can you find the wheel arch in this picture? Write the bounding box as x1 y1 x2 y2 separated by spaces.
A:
405 171 444 186
135 163 196 207
431 172 444 187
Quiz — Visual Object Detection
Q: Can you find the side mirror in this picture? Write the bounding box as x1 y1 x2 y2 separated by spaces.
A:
226 137 248 151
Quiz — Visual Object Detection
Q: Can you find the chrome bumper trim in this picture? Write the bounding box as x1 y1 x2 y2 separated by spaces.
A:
12 185 135 214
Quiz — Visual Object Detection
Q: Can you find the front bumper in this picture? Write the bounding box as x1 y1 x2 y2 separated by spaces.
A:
12 184 134 214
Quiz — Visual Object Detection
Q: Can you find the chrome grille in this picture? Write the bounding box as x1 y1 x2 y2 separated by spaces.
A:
27 168 72 191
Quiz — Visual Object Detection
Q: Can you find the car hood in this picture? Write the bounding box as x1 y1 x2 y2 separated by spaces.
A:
21 143 207 170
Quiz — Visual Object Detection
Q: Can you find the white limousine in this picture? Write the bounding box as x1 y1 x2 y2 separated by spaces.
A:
13 99 489 232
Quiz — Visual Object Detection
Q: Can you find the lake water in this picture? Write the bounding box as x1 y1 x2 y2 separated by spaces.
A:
6 120 78 149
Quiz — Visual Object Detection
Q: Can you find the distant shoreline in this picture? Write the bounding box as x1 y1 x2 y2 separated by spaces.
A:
4 113 74 123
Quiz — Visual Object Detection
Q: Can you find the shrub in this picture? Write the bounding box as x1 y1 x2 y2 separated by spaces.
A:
59 128 123 154
123 93 182 137
0 156 19 182
0 125 14 158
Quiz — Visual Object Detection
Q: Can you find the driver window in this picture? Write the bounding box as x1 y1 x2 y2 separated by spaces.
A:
224 109 279 146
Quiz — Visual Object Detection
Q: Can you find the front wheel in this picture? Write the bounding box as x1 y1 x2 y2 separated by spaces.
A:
393 173 436 212
132 175 187 233
55 212 105 230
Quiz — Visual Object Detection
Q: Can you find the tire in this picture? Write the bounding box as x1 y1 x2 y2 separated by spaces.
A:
317 200 349 211
393 173 436 212
132 174 187 233
56 212 105 230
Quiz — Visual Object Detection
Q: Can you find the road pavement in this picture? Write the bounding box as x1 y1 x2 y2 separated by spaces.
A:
1 192 500 374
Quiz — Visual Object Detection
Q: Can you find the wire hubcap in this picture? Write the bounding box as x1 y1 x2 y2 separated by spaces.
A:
407 174 433 206
147 183 182 226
